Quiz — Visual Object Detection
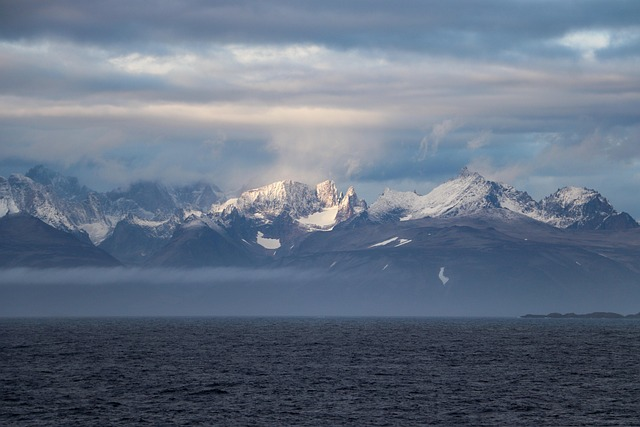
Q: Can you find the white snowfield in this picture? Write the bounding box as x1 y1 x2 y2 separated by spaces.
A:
297 206 339 230
78 222 112 245
256 231 281 250
130 217 170 228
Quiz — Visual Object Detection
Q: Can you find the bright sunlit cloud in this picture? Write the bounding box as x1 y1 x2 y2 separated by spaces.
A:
109 53 198 75
558 27 640 61
228 43 327 65
559 30 611 60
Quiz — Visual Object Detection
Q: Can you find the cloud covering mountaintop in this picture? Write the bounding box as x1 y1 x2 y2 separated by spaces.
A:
1 1 639 216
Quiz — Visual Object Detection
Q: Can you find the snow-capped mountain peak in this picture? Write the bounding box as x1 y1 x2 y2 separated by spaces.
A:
368 189 422 222
370 168 538 221
416 168 497 215
544 186 602 209
2 164 638 267
4 173 77 234
213 179 366 232
316 180 340 208
370 169 637 230
219 180 319 220
336 186 367 223
0 167 226 244
536 186 636 229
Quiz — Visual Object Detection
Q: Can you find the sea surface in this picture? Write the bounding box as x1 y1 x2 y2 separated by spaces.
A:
1 317 640 426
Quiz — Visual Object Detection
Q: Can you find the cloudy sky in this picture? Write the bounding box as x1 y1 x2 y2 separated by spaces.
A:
1 0 639 213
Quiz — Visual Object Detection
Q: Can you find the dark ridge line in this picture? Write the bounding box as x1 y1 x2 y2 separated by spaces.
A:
521 311 640 319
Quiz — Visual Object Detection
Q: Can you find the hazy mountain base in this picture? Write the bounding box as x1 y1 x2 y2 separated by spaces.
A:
0 214 121 268
1 266 639 318
3 213 640 317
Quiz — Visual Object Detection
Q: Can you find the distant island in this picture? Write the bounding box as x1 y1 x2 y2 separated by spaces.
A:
521 312 640 319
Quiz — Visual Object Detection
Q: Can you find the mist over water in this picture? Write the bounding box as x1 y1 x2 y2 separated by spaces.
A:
0 267 453 317
0 267 335 317
2 267 638 317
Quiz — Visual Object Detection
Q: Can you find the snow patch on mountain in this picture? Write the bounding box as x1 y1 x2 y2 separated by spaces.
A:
369 237 399 248
130 217 172 228
298 206 339 230
78 222 112 244
395 238 412 247
439 267 450 285
256 231 281 249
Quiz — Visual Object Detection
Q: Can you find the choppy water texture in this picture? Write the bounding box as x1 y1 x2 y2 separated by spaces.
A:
1 317 640 426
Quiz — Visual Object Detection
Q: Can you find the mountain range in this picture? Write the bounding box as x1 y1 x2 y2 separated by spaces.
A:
2 165 640 314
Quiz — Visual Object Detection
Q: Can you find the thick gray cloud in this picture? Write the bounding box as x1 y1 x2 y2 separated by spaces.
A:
3 1 640 57
1 0 640 214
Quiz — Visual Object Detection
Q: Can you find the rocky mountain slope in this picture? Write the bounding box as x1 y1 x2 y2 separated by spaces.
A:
369 168 637 230
0 166 224 246
2 166 640 314
537 186 638 230
0 214 121 268
0 165 638 271
213 179 366 230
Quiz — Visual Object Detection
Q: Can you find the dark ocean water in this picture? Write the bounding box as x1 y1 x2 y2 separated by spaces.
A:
1 317 640 426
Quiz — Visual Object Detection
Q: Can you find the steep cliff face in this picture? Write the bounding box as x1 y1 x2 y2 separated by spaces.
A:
214 179 365 231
